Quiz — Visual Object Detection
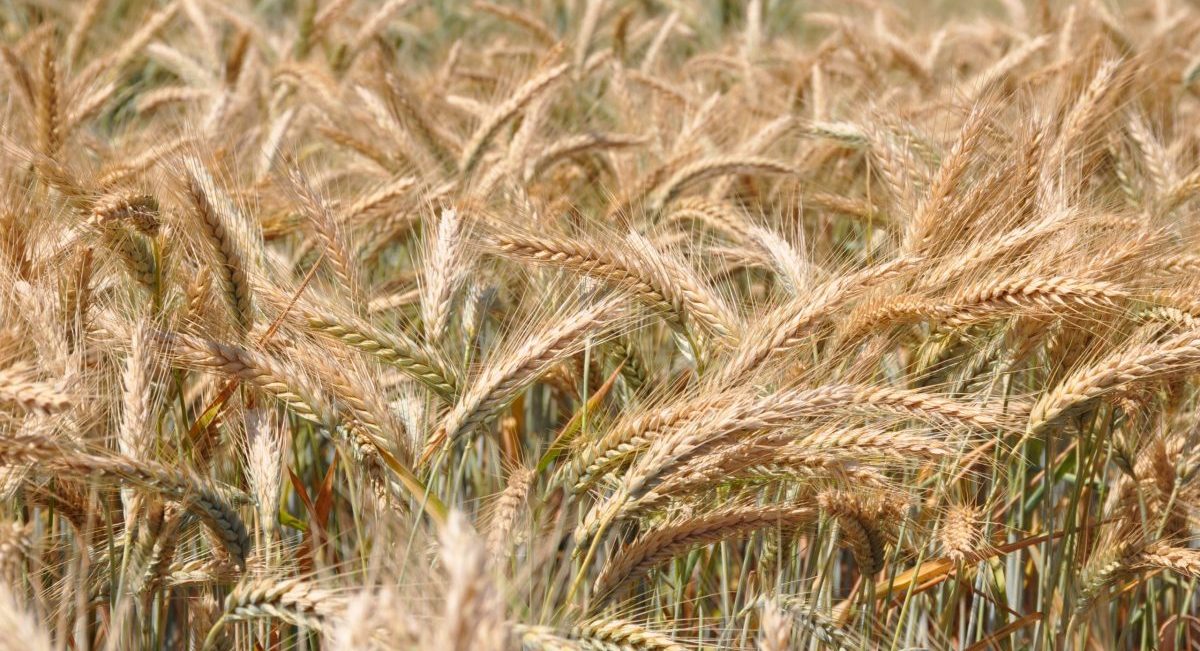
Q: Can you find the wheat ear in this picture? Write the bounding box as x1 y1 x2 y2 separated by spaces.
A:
592 505 816 601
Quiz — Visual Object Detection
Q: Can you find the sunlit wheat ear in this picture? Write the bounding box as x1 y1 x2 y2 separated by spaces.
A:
1 434 250 567
623 231 739 347
298 294 459 399
773 596 861 651
114 319 157 529
817 490 895 577
385 70 459 166
572 379 1001 504
285 167 363 310
0 47 34 114
203 578 341 650
490 230 690 332
709 255 916 386
337 175 417 225
1029 328 1200 435
1071 535 1140 622
421 207 471 340
1051 59 1124 169
458 61 571 176
573 618 689 651
159 331 332 426
473 92 548 197
903 107 987 256
35 43 61 160
422 294 625 464
117 320 157 462
473 2 557 45
525 132 647 183
939 502 984 564
510 624 579 650
437 511 505 651
0 582 52 651
333 586 420 649
756 599 791 651
1134 544 1200 580
486 466 533 561
592 505 817 603
0 363 71 416
181 157 258 334
91 191 161 235
243 408 285 553
648 156 797 213
97 135 196 189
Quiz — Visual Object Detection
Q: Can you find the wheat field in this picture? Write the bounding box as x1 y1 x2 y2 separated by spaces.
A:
3 0 1200 648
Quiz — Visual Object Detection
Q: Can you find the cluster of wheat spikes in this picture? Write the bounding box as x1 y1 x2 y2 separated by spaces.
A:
7 0 1200 649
